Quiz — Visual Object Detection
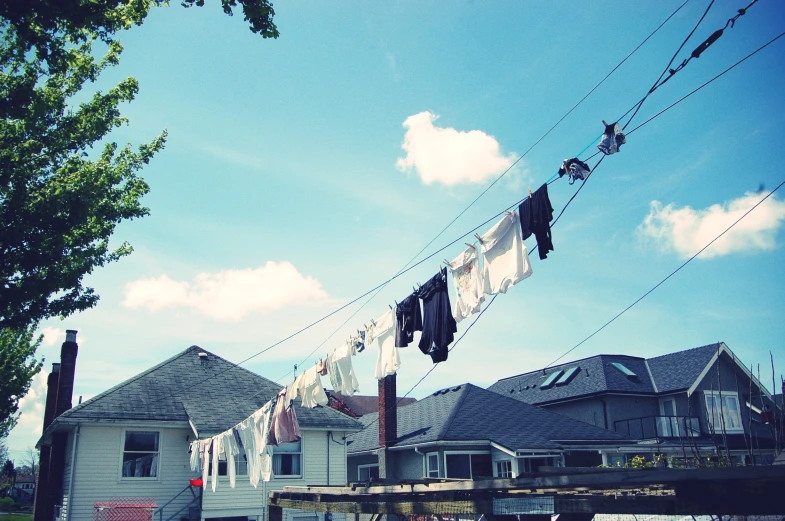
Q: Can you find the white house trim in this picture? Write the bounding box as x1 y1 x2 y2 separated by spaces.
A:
686 343 773 399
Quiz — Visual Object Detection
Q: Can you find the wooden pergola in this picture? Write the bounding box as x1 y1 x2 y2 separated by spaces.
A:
268 465 785 520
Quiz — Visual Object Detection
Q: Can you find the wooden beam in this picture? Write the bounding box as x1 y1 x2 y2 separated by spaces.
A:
268 505 283 521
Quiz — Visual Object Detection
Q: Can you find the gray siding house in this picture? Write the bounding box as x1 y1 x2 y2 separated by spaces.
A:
35 333 361 521
346 381 642 481
488 342 781 466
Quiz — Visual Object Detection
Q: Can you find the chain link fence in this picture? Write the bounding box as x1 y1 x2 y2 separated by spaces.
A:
93 497 157 521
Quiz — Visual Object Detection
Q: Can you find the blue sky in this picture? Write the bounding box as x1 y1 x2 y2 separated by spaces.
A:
6 0 785 456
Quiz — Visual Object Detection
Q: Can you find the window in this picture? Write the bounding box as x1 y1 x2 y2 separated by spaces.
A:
273 440 302 477
495 460 513 478
426 453 439 478
540 371 563 390
611 362 636 378
604 454 626 467
704 391 743 433
211 453 249 477
519 456 561 473
444 453 492 480
555 367 580 386
357 464 379 481
122 431 159 478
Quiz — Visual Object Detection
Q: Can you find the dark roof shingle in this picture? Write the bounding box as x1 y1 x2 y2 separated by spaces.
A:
56 346 361 434
347 383 632 454
646 343 720 393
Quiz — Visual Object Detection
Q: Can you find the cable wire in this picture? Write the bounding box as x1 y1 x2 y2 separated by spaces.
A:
544 177 785 369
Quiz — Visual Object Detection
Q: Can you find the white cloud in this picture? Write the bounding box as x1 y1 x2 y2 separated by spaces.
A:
122 261 329 322
637 192 785 259
396 111 516 185
40 327 63 347
15 369 49 435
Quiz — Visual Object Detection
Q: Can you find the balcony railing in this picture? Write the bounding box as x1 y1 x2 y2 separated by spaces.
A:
614 415 701 439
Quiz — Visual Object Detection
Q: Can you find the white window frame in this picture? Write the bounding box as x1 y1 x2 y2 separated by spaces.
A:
495 459 513 478
119 429 161 481
425 452 440 478
214 452 249 478
272 440 303 479
602 453 626 467
704 391 744 434
357 464 379 481
443 450 491 480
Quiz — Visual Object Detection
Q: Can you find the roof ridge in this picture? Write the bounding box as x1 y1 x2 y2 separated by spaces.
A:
437 384 473 439
60 346 201 417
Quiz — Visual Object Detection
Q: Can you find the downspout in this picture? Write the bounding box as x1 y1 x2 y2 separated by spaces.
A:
326 431 330 486
66 425 81 521
414 447 426 477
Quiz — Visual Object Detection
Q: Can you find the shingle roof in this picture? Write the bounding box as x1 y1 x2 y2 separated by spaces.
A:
487 355 656 405
331 394 416 416
646 343 720 393
55 346 361 435
347 383 632 454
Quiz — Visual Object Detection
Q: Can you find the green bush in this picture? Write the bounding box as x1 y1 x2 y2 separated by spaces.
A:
0 497 17 511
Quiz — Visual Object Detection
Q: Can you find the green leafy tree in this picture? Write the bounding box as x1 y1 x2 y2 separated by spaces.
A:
0 326 43 440
1 0 278 328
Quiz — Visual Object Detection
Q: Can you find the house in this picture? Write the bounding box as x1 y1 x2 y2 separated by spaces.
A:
34 331 362 521
346 378 648 481
488 342 781 466
9 474 36 505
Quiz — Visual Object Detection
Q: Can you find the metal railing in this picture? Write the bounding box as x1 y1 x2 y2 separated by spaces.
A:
614 415 700 439
152 485 201 521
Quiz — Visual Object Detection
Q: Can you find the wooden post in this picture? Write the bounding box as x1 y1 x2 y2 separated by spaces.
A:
268 504 283 521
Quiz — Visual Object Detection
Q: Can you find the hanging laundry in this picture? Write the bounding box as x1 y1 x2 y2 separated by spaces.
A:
236 417 258 487
189 440 200 472
285 376 300 405
223 428 240 488
316 358 328 376
211 434 223 492
199 438 211 489
446 245 485 322
558 157 591 184
597 120 626 155
327 341 360 395
519 184 555 260
418 267 457 363
395 291 423 347
254 401 274 483
480 210 533 294
298 365 329 408
269 387 302 446
368 308 400 379
350 330 366 353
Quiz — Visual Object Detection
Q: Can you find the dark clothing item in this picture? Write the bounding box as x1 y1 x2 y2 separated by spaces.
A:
519 183 554 260
395 292 422 348
417 267 457 363
558 157 591 185
597 121 626 155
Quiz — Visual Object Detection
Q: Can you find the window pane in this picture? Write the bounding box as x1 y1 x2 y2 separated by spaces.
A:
496 460 512 478
124 431 159 452
445 454 471 479
121 453 158 477
470 454 493 479
274 441 301 453
427 454 439 477
273 453 301 476
359 466 379 481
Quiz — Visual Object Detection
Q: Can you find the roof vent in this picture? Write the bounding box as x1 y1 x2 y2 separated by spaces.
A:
452 386 462 392
509 389 515 394
198 352 208 360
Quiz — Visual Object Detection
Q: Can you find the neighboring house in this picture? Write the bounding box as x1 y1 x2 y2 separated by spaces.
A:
35 332 362 521
10 475 36 504
346 381 646 481
488 342 781 466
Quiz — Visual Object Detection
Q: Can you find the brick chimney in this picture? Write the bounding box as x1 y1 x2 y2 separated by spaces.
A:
35 330 79 521
378 374 398 448
32 364 60 521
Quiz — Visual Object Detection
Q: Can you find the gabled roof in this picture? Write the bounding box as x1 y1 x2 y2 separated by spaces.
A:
646 343 721 393
346 383 633 454
54 346 361 435
487 355 656 405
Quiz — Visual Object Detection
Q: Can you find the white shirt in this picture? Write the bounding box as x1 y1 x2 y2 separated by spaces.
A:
298 366 329 408
480 211 532 295
447 245 485 322
368 309 399 379
328 341 360 396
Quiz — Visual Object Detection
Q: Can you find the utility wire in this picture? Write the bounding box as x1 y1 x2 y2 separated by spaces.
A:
544 177 785 369
275 2 694 382
65 18 785 412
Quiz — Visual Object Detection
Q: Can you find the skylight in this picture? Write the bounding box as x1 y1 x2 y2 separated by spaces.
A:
555 366 581 386
611 362 636 378
540 370 563 390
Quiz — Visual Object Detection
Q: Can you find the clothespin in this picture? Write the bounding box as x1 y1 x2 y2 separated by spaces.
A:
389 304 393 310
293 364 298 380
444 258 451 266
504 209 512 216
370 318 376 326
527 186 533 198
474 233 484 244
464 242 475 250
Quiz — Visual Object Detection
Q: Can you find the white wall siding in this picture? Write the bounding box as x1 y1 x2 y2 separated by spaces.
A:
66 425 195 521
201 430 351 521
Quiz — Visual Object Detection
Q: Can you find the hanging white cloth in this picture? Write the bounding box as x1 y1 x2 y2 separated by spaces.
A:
368 309 399 379
210 434 223 492
328 341 360 396
480 211 532 295
446 245 485 322
223 428 240 488
298 365 329 408
189 440 200 472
